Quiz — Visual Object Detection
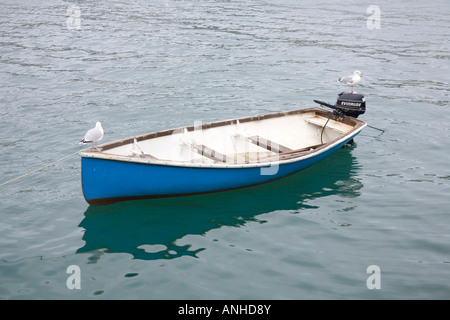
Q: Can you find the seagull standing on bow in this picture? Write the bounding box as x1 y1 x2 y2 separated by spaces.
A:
338 70 363 93
80 122 104 150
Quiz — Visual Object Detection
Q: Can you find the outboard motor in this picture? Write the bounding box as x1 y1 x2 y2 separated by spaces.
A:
313 91 367 146
314 92 366 118
335 92 366 118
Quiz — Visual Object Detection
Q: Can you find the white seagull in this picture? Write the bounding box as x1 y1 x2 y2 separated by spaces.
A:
338 70 363 93
80 122 104 150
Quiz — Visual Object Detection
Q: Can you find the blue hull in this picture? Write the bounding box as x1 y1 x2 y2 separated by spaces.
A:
81 135 357 205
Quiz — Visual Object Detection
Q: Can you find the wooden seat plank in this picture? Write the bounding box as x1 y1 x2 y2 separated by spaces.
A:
247 135 293 153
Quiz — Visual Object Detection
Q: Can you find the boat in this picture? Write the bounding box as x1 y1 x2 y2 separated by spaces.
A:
80 93 367 205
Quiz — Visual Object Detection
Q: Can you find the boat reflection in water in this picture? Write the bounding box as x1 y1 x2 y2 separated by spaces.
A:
76 148 362 261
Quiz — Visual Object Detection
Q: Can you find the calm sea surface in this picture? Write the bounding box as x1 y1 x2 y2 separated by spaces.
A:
0 0 449 300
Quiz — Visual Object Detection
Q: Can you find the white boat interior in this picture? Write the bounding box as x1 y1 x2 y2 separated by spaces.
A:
81 108 365 167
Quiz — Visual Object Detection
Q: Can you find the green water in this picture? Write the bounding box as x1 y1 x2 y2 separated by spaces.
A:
0 0 449 299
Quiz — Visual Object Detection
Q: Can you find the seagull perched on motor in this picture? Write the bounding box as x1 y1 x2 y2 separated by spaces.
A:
80 122 104 150
338 70 363 93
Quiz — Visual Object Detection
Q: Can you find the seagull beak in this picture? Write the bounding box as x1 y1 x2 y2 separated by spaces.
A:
360 72 364 76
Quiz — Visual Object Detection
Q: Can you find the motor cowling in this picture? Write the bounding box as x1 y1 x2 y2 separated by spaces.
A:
335 92 366 118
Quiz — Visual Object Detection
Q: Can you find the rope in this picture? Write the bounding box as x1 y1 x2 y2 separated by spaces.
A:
0 150 79 187
367 124 385 134
320 110 336 144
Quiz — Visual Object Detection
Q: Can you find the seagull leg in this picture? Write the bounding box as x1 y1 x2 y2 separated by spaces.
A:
93 142 102 152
